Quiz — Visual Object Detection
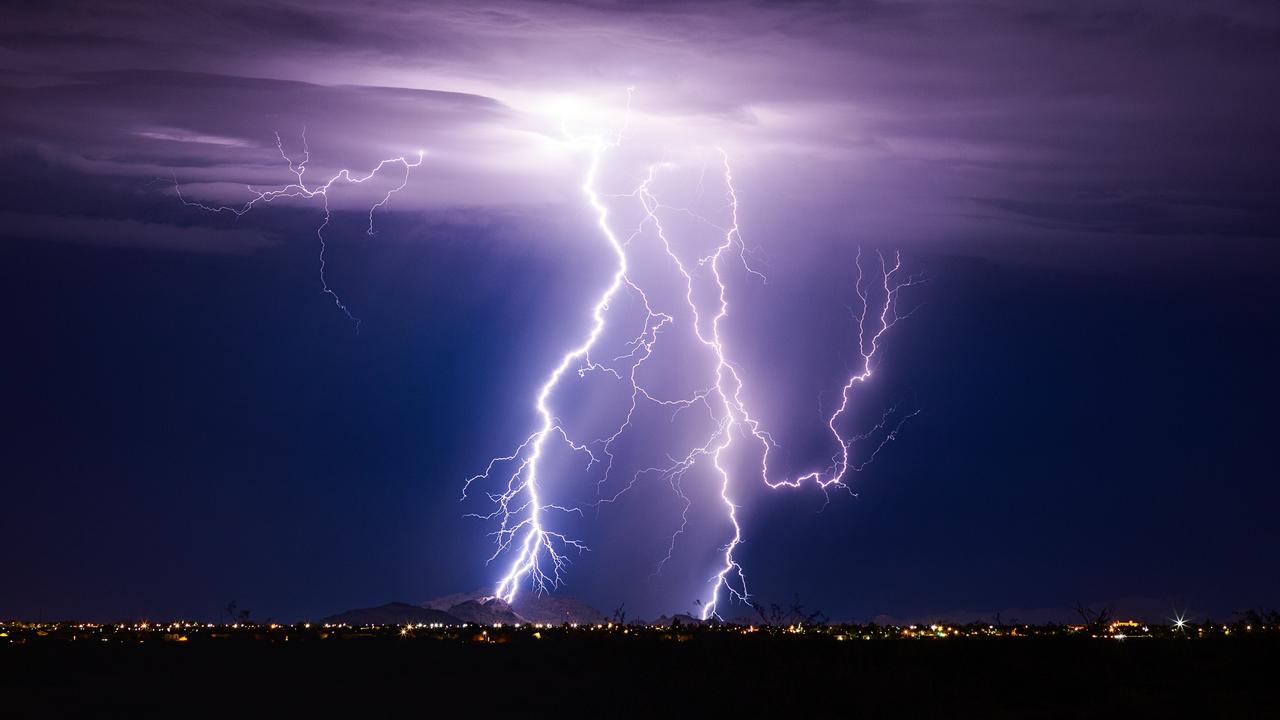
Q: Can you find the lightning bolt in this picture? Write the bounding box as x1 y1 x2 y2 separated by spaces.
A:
467 95 923 620
174 130 424 329
626 152 752 619
170 95 921 621
461 96 647 603
628 154 923 619
746 248 925 494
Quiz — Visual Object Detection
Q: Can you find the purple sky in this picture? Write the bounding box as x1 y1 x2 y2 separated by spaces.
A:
2 1 1278 622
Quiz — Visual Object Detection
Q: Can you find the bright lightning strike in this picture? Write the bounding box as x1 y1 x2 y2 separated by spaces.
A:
462 94 643 604
171 94 919 621
466 93 924 620
175 130 424 330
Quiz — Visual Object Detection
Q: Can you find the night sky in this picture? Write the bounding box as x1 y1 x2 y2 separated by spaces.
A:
2 1 1278 624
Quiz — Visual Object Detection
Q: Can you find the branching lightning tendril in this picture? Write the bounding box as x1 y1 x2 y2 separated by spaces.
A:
465 96 924 619
173 95 919 620
175 130 424 330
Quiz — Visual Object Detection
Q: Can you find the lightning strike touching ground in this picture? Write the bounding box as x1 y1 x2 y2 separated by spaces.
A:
465 95 922 619
175 131 424 330
461 101 647 604
173 97 919 618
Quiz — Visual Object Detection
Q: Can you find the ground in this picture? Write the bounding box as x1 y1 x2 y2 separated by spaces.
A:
3 625 1275 717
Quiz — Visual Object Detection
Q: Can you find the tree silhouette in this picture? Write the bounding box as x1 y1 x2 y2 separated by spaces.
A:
789 595 828 626
1074 601 1112 633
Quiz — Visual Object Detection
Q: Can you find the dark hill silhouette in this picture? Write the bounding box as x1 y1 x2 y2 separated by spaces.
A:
508 593 606 625
654 613 710 627
443 597 524 625
320 602 459 626
424 590 606 625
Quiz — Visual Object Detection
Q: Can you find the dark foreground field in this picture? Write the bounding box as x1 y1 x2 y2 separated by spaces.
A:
3 625 1275 717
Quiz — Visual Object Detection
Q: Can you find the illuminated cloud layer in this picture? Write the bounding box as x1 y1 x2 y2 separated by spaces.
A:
2 0 1278 620
5 1 1276 256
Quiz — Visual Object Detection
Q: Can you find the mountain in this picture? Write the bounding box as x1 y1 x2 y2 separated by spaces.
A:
443 597 524 625
423 590 607 625
320 602 460 626
653 613 710 627
510 593 607 625
423 592 481 613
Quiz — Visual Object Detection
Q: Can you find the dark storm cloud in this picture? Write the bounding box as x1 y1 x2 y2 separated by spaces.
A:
0 210 276 253
2 0 1276 258
0 67 505 170
0 66 517 249
968 193 1278 239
